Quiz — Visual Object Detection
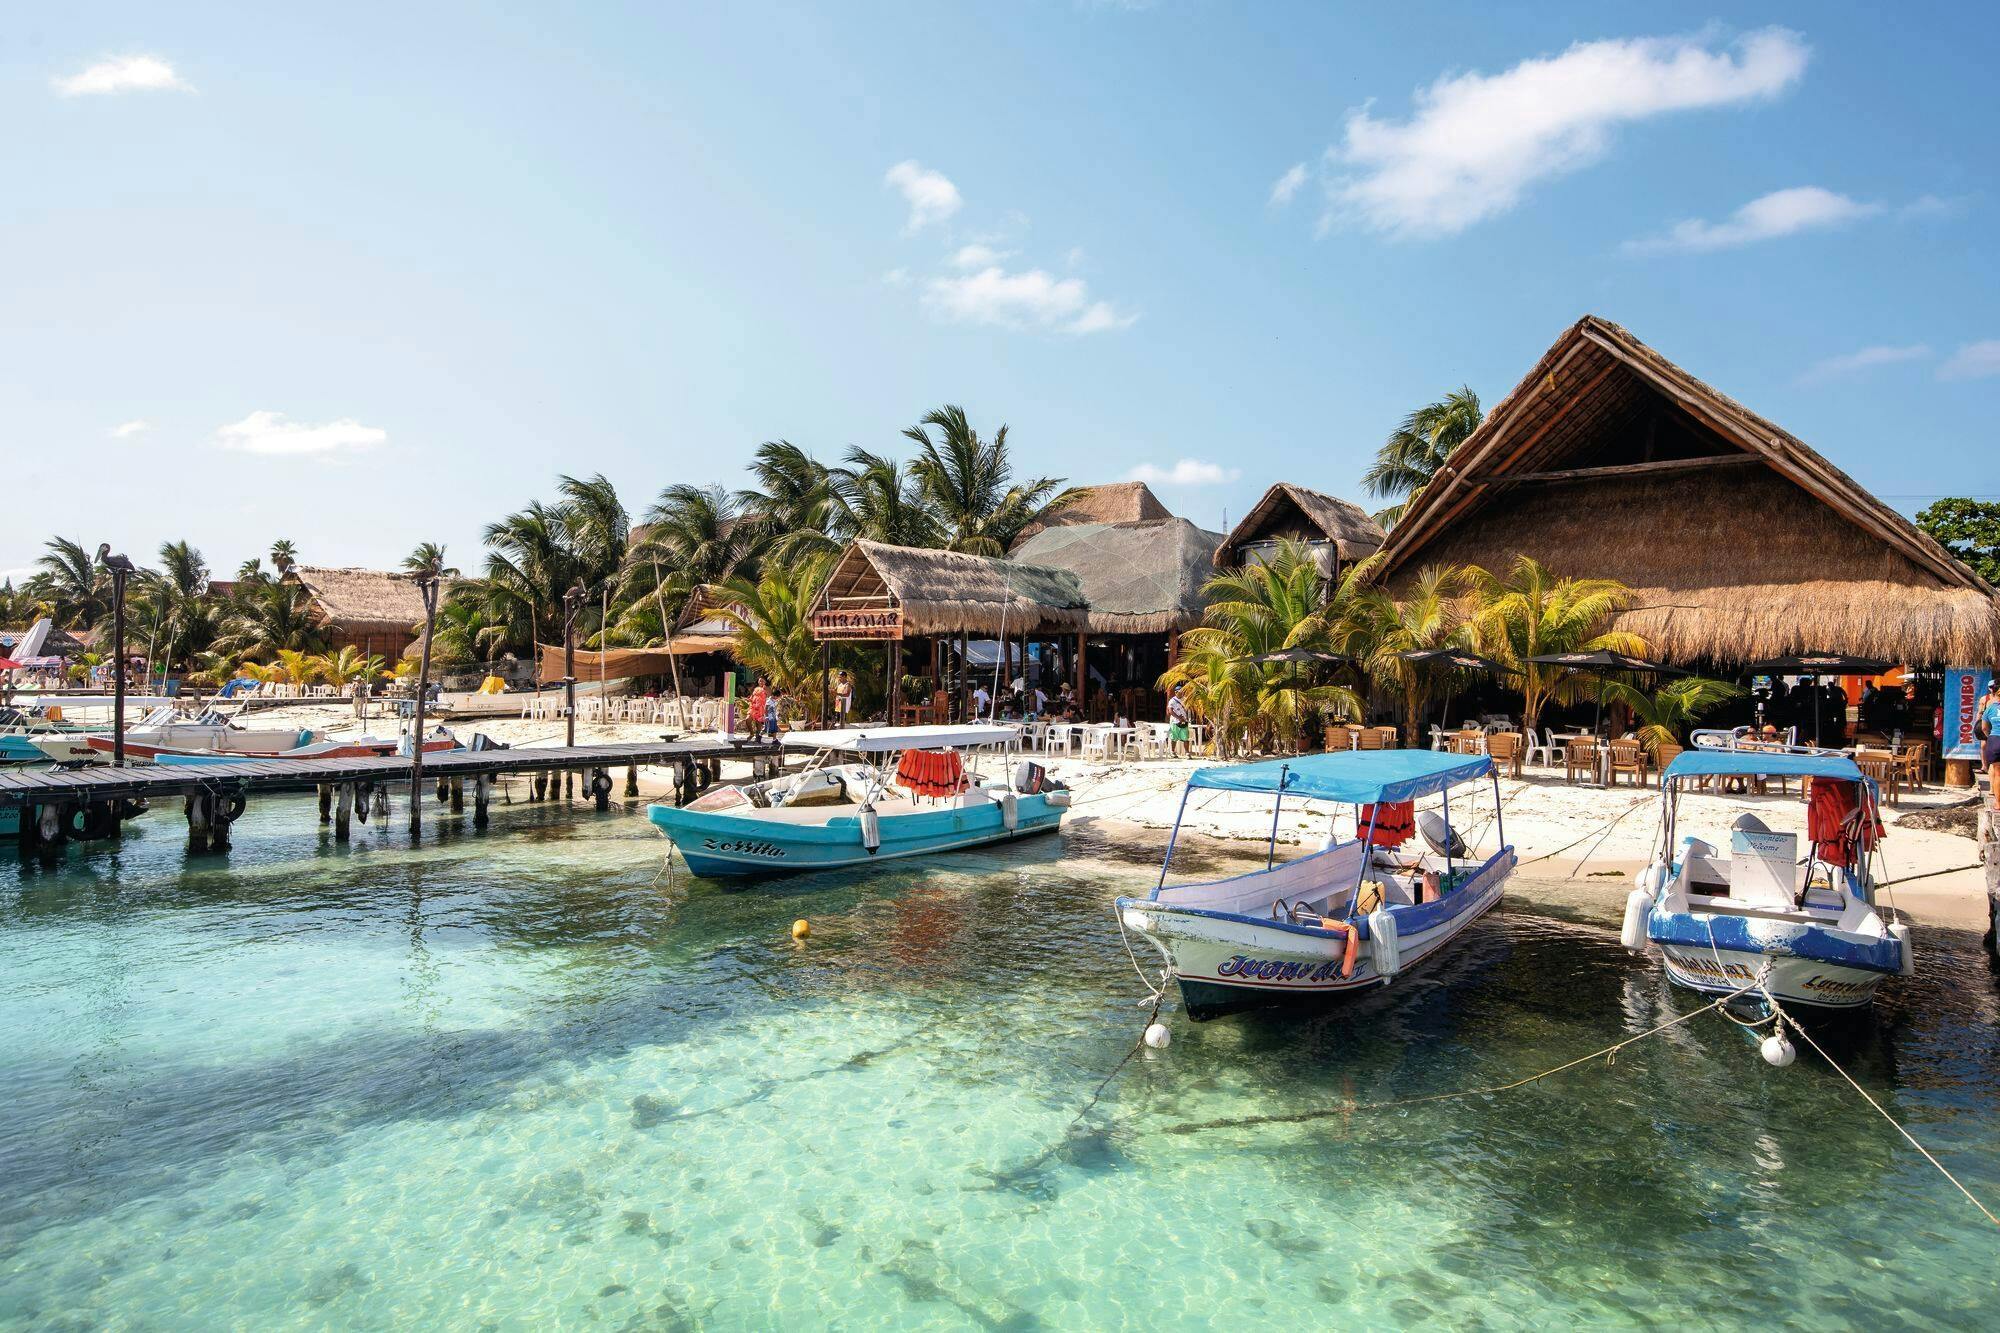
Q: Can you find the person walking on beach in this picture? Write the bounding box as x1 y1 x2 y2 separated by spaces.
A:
748 678 768 735
1166 684 1192 759
833 669 853 720
764 686 785 738
1978 671 2000 812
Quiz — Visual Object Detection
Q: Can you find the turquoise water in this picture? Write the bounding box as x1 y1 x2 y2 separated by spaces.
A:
3 796 1998 1328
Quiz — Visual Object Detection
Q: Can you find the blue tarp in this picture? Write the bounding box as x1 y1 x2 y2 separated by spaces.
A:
1187 750 1493 804
1664 750 1865 782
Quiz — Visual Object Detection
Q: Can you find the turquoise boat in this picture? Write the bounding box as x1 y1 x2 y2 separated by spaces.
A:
647 724 1070 879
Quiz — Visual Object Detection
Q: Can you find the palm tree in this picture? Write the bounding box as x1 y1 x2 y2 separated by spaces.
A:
235 556 269 586
830 448 943 548
1354 563 1473 745
269 539 299 573
402 541 455 578
1363 387 1483 528
272 647 320 689
1600 676 1744 760
1160 540 1362 755
0 579 37 624
1463 555 1647 738
429 592 508 667
556 473 629 592
25 537 106 628
132 540 218 685
311 645 388 688
738 440 846 566
215 580 325 660
478 501 573 649
617 484 760 642
714 558 833 723
903 406 1065 554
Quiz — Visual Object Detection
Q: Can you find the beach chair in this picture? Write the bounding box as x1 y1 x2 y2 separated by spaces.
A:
1607 740 1647 786
1356 727 1387 751
1564 739 1600 785
1523 727 1558 769
1486 731 1524 778
1855 749 1902 806
1324 724 1357 752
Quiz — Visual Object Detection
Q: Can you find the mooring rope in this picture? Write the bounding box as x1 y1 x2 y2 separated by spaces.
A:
1516 796 1653 869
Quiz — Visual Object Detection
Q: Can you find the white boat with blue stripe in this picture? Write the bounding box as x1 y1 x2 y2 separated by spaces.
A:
647 724 1069 880
1620 748 1912 1010
1117 750 1515 1022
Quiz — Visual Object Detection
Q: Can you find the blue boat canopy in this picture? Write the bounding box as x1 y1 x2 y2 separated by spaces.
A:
1187 750 1493 804
1664 750 1866 783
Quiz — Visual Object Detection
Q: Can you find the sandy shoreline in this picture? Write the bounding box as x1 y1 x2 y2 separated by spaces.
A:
235 702 1994 929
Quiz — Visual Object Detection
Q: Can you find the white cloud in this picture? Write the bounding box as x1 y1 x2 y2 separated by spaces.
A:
54 54 191 97
1127 459 1240 487
108 419 152 439
882 267 911 287
1795 344 1930 385
1900 193 1966 221
1322 28 1808 238
1268 162 1308 207
950 243 1015 269
1626 186 1880 254
922 265 1135 336
214 410 387 456
884 160 962 232
1939 340 2000 381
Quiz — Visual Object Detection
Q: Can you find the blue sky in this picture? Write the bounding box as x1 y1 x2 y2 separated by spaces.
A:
5 2 1998 584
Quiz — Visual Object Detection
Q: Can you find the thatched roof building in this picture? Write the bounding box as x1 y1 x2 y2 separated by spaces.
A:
1014 480 1172 544
1011 518 1221 634
814 539 1088 638
1376 316 2000 666
1215 483 1384 572
284 566 430 655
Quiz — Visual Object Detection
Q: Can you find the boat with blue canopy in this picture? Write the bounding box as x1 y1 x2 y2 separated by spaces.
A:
1620 747 1911 1010
1116 749 1515 1021
646 723 1070 879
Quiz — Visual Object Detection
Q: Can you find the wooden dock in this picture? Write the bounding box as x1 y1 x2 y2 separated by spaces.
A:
2 737 779 857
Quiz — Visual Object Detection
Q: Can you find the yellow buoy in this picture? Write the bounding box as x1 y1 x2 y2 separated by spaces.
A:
791 918 811 940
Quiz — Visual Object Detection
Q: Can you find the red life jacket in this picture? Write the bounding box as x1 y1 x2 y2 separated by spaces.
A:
1806 778 1882 868
1359 800 1415 847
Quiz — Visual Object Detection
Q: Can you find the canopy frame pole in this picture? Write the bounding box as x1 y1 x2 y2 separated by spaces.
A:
1154 786 1193 895
1266 764 1290 870
1348 805 1380 921
1441 786 1454 876
1491 772 1505 851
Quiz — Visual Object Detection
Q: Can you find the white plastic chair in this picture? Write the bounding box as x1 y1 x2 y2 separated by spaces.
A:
1524 728 1557 768
1429 725 1448 752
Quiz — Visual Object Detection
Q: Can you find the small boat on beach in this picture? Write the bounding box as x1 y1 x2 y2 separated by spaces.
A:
67 708 456 764
1117 751 1515 1021
1622 749 1911 1010
647 723 1069 879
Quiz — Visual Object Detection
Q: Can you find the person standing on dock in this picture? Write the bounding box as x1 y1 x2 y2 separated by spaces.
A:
833 670 853 721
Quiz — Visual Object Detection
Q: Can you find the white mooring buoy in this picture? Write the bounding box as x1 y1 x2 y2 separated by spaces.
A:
1761 1033 1796 1068
1143 1023 1172 1050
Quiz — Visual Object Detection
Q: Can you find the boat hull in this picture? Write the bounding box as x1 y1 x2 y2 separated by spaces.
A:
1120 849 1514 1021
149 737 454 765
648 793 1066 879
1647 909 1900 1010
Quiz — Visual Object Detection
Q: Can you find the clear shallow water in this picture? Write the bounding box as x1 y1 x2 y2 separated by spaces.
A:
2 797 1998 1329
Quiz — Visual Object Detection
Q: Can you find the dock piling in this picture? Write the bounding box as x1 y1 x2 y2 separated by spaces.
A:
335 784 353 841
449 777 465 814
625 764 639 798
317 785 332 825
473 775 491 829
185 793 211 854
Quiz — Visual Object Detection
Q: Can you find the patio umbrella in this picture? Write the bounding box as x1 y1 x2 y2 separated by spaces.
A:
0 658 23 672
1527 650 1685 737
1249 648 1352 665
1740 653 1892 746
1396 648 1518 733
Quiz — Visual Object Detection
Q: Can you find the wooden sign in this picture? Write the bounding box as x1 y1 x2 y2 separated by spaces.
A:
813 607 903 641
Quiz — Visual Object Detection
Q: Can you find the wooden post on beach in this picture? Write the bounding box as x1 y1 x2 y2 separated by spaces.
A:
317 784 332 825
625 764 639 798
1075 631 1087 715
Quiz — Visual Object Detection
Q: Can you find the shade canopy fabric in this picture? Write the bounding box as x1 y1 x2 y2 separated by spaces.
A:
1526 650 1684 674
1396 648 1518 674
1188 750 1493 805
1250 648 1350 665
0 658 23 671
780 723 1021 754
1741 653 1894 677
1664 750 1866 783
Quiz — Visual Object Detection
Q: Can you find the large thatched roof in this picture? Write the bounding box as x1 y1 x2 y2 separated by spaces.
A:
285 566 429 638
1215 483 1384 567
1015 481 1172 545
1377 316 2000 665
816 540 1088 637
1011 518 1221 633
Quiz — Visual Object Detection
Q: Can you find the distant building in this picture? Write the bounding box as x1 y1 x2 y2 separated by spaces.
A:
1213 483 1384 580
282 566 431 660
1013 480 1172 545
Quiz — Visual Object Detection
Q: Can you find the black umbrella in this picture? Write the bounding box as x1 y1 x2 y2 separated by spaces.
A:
1527 650 1684 737
1397 648 1518 732
1741 653 1892 747
1250 648 1352 665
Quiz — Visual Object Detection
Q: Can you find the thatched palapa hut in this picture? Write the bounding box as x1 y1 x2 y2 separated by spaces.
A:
1011 517 1221 717
1012 479 1172 544
812 538 1088 718
1214 482 1384 578
1376 316 2000 666
284 566 430 659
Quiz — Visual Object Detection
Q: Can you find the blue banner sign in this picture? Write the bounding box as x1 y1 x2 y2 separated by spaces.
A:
1942 666 1993 760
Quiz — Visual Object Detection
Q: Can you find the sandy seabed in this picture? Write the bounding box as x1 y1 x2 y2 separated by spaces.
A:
238 700 1993 929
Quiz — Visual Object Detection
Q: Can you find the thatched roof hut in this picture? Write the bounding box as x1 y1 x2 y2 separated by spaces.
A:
814 539 1088 638
1011 518 1221 634
1376 316 2000 666
1014 480 1172 545
1214 483 1384 571
284 566 430 650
